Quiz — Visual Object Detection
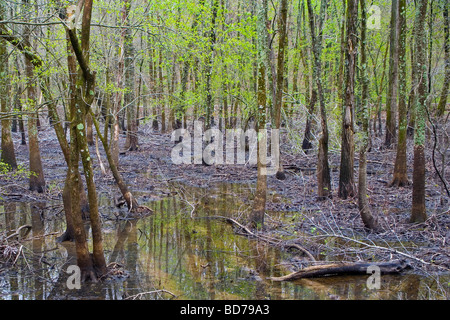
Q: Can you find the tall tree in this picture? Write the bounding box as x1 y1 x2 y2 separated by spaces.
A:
23 0 45 193
307 0 331 199
410 0 428 223
338 0 358 199
436 1 449 117
273 0 288 180
358 0 377 229
0 3 17 170
64 0 107 280
123 0 138 151
385 0 399 148
391 0 410 187
251 0 269 230
205 0 219 130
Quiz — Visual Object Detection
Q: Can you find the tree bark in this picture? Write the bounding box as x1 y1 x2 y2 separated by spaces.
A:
274 0 288 180
23 14 45 193
251 0 269 230
410 0 428 223
0 6 17 171
307 0 331 199
437 3 449 117
358 0 377 230
65 0 108 278
338 0 358 199
385 0 399 148
391 0 410 187
123 0 138 151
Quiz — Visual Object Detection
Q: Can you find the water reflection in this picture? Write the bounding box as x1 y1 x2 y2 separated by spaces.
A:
0 183 448 300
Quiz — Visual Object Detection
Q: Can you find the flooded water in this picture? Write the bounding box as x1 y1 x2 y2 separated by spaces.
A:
0 183 448 300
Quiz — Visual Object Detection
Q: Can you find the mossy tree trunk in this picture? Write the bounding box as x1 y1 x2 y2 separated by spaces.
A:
385 0 399 148
0 2 17 171
391 0 410 187
358 0 377 230
410 0 428 223
251 0 269 230
338 0 358 199
306 0 331 199
437 3 449 117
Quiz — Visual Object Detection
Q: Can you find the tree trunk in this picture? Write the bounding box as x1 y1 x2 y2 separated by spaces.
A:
24 19 45 193
158 47 166 133
385 0 399 148
205 0 219 130
391 0 410 187
65 0 108 279
273 0 288 180
123 0 138 151
410 0 428 223
307 0 331 200
251 0 269 230
437 3 449 117
0 10 17 170
338 0 358 199
358 0 377 230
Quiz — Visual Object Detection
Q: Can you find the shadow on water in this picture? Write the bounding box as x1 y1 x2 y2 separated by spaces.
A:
0 182 448 300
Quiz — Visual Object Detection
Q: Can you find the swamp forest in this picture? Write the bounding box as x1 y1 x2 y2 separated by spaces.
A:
0 0 449 302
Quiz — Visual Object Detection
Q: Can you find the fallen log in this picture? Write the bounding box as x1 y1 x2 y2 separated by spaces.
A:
269 259 410 281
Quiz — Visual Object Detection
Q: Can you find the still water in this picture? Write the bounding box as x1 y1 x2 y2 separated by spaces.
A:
0 183 448 300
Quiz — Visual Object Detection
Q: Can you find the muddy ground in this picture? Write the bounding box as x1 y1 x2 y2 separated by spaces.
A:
1 118 449 277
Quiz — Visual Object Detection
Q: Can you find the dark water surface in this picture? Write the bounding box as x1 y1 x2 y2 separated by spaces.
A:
0 183 448 300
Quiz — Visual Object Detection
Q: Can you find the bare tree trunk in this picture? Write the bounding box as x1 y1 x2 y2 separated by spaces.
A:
385 0 399 148
391 0 410 187
65 0 108 279
251 0 269 230
437 3 449 117
158 48 166 133
358 0 377 230
123 0 138 151
0 4 17 170
307 0 331 199
274 0 288 180
338 0 358 199
205 0 219 130
23 14 45 193
411 0 428 223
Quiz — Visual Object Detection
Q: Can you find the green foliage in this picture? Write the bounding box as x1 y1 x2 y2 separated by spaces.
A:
0 157 35 182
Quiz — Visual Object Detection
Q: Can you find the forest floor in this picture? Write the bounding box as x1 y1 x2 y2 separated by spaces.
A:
1 119 449 279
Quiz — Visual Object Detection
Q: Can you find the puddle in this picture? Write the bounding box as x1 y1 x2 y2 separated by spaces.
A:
0 183 449 300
